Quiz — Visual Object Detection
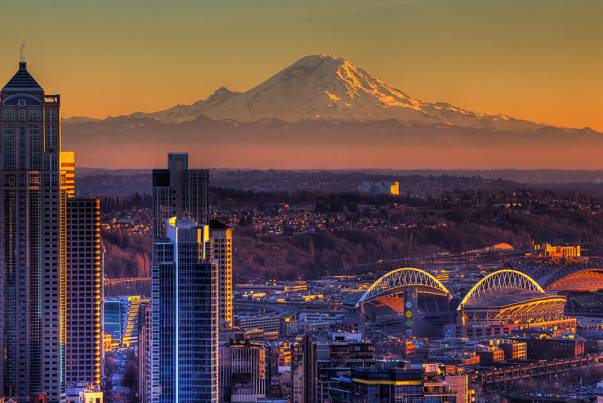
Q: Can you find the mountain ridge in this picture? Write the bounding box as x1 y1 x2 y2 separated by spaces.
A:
61 55 603 169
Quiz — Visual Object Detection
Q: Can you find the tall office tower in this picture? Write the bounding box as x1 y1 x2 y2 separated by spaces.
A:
152 218 218 402
152 153 209 239
66 198 102 388
0 61 67 402
210 220 233 330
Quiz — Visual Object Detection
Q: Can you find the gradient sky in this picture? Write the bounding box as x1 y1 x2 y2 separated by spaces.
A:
0 0 601 130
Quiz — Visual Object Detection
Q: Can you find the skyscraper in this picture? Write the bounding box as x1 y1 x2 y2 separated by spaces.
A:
210 220 233 330
0 61 68 402
152 153 209 239
66 197 102 389
152 218 218 402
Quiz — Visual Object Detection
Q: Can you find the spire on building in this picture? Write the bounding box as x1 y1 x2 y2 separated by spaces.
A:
2 47 43 93
20 42 26 63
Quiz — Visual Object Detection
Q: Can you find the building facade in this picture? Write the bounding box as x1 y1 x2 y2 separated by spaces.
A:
152 218 218 402
329 367 467 403
304 333 375 403
66 198 103 388
137 302 153 403
219 341 267 402
0 61 68 402
60 151 75 198
210 220 233 330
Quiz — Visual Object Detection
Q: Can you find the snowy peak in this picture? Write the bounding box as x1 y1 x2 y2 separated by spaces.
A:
129 55 542 131
291 55 419 108
228 54 425 122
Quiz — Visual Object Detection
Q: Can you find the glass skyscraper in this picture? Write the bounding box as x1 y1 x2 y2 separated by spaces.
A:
0 61 67 402
152 218 218 402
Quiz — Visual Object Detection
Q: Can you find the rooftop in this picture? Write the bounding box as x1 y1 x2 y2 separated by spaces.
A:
2 62 43 93
464 289 564 309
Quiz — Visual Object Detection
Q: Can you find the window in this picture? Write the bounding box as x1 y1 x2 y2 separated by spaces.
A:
29 109 40 121
3 109 14 121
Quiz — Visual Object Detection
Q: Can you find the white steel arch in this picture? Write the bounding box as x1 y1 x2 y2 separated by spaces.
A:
457 269 544 310
356 267 450 308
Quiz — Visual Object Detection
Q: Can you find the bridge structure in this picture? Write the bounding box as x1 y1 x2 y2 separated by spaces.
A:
104 276 151 287
473 354 603 390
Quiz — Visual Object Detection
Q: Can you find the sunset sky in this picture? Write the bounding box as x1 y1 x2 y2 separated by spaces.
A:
0 0 601 131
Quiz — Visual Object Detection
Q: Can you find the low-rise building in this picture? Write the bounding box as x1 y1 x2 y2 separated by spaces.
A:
358 181 400 196
304 332 375 403
220 340 267 402
525 336 585 359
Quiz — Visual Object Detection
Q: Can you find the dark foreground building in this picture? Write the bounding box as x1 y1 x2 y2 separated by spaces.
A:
0 61 67 402
66 197 103 388
152 153 209 238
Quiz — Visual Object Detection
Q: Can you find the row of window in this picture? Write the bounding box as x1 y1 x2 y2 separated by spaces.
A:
2 108 58 121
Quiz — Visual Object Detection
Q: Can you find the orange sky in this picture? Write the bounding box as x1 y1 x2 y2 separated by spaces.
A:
0 0 601 131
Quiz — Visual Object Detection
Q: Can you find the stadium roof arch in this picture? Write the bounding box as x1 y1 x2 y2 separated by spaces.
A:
457 269 545 311
355 267 450 308
545 268 603 292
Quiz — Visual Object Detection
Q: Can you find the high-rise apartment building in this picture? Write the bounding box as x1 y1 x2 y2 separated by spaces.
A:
66 198 102 388
137 302 153 403
210 220 233 330
0 61 68 402
152 218 218 402
152 153 209 238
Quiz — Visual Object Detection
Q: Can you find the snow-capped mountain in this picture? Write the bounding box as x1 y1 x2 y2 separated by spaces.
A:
62 54 602 169
124 55 539 131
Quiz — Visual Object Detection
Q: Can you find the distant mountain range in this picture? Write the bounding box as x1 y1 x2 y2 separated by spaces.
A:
63 55 603 169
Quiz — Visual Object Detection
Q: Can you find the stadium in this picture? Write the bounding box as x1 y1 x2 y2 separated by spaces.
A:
356 268 576 339
355 268 453 339
455 270 575 338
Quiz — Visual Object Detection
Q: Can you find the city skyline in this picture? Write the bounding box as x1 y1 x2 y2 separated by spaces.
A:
0 1 601 132
1 3 603 402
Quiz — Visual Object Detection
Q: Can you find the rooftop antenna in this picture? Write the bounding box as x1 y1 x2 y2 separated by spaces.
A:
19 43 26 63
